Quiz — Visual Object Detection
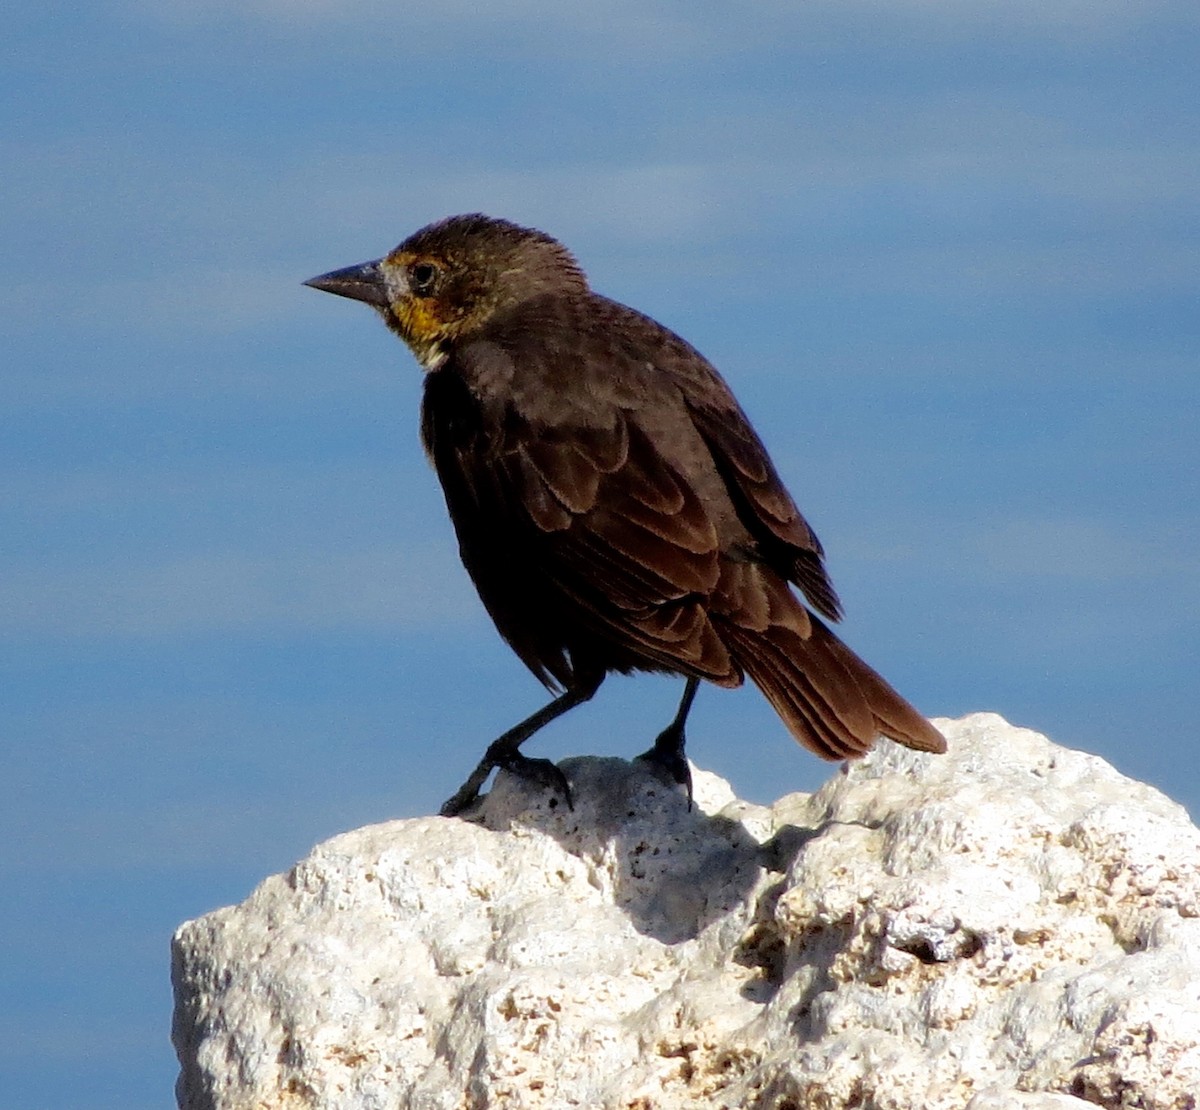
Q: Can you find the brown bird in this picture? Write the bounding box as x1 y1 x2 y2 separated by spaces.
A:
305 214 945 815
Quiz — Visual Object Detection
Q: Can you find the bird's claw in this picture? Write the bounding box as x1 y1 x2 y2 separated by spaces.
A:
439 752 573 818
636 732 694 808
495 752 574 810
439 776 488 818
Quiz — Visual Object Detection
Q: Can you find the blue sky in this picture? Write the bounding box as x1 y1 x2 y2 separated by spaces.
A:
3 3 1198 1106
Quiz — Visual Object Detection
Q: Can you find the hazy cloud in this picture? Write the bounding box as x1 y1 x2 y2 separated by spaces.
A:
0 545 474 640
124 0 1197 45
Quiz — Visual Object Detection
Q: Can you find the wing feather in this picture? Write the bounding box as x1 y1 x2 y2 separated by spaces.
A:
648 336 844 621
491 394 734 680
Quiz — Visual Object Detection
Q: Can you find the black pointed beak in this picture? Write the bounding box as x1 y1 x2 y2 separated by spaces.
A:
303 260 390 308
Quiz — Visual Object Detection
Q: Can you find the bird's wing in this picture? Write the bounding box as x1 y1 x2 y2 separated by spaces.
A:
497 405 741 685
447 306 829 685
653 339 843 621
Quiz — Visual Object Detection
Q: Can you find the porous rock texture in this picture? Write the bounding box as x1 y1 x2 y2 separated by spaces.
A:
172 713 1200 1109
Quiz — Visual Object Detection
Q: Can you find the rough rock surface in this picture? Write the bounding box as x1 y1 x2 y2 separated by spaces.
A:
172 714 1200 1109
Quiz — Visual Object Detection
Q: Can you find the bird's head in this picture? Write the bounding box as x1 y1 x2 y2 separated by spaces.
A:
305 213 588 370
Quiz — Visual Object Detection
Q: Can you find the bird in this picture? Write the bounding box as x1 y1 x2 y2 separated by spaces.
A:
305 214 946 816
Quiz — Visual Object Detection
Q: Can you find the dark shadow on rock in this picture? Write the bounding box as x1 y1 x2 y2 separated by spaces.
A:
730 822 829 1005
470 755 780 946
171 930 218 1110
758 822 822 874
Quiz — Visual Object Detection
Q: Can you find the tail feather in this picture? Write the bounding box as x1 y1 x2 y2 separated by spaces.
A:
809 614 946 753
719 603 946 760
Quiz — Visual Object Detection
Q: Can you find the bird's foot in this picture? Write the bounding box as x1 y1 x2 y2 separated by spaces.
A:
636 726 694 808
496 752 574 810
440 752 573 818
439 759 494 817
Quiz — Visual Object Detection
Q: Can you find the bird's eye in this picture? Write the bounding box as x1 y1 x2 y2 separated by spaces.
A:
410 262 439 296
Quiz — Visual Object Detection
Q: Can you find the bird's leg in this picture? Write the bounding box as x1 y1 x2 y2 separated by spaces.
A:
636 677 700 806
440 676 602 817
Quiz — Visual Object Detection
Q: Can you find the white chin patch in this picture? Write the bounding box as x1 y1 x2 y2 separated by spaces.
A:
417 346 448 372
384 270 411 300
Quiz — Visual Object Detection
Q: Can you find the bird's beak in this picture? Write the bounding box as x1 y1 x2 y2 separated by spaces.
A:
303 260 390 308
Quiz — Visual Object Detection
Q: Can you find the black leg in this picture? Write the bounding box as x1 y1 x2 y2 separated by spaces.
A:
440 675 602 817
636 677 700 806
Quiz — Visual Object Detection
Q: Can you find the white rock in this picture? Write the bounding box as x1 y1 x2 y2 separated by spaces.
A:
172 713 1200 1109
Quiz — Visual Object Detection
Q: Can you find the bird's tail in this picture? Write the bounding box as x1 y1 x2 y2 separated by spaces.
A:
717 575 945 760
